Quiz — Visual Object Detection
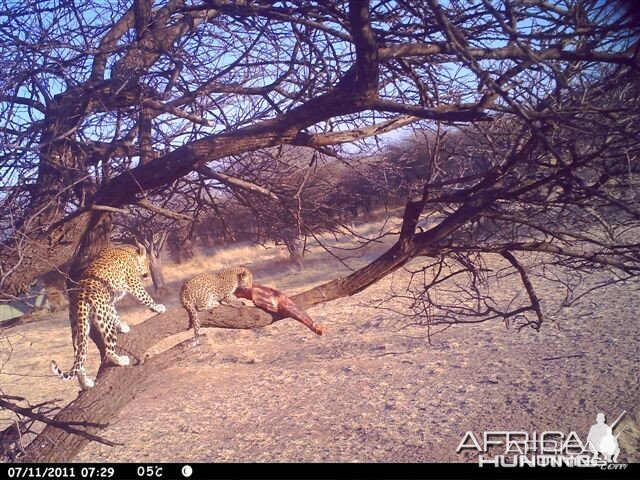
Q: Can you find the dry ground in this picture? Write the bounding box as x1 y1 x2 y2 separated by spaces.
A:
1 216 639 462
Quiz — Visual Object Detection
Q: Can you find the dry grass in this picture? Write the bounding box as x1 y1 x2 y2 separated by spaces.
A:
163 242 290 286
1 212 639 463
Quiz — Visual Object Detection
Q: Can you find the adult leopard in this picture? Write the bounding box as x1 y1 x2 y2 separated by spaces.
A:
51 243 165 389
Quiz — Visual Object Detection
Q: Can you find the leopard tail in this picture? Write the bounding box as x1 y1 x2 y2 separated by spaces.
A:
50 298 92 386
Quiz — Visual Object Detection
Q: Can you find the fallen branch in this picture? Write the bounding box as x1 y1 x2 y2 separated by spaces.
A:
541 353 584 361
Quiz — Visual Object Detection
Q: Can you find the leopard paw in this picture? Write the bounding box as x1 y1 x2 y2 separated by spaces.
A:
152 304 166 314
116 354 130 366
118 322 130 333
78 375 95 390
107 353 130 366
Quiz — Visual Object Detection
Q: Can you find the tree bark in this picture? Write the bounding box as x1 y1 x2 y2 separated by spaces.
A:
41 270 69 313
142 231 168 292
148 251 165 292
67 213 114 285
0 212 92 298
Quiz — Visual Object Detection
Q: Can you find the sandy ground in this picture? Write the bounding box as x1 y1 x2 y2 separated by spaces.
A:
1 219 639 463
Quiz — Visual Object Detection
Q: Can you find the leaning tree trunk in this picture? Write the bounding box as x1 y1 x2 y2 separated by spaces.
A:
67 212 113 285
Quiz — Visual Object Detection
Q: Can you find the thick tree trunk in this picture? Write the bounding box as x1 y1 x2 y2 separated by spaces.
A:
0 75 149 299
41 270 69 313
0 212 92 298
67 212 113 285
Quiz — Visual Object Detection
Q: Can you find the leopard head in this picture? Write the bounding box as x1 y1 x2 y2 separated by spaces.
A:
133 239 151 278
238 268 253 289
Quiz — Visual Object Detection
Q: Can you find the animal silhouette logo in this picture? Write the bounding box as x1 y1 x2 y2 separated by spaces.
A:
586 411 628 462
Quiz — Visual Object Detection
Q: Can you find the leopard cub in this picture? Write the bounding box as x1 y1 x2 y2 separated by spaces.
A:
180 266 253 340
